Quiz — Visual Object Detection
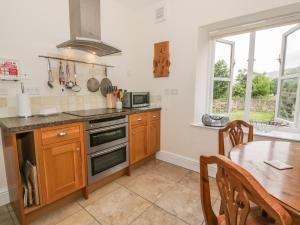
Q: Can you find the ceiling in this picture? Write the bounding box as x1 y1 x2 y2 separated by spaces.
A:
115 0 162 9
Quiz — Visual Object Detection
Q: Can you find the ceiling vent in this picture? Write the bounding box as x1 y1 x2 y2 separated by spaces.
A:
155 1 167 23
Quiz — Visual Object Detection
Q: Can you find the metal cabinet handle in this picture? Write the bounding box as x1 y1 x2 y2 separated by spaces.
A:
153 115 157 118
57 131 68 137
137 118 142 121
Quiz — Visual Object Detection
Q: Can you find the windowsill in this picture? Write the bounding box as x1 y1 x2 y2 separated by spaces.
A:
191 122 300 142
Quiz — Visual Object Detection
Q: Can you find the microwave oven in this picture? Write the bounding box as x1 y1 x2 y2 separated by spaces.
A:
122 92 150 108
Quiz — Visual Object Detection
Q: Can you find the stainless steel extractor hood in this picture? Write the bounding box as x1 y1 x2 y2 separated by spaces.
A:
57 0 121 57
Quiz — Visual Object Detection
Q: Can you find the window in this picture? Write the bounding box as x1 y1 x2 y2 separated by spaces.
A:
208 23 300 129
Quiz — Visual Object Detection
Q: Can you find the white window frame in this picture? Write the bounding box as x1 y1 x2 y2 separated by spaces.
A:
209 39 235 116
207 24 300 131
275 24 300 128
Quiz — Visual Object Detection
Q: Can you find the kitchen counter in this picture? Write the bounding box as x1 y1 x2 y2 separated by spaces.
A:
0 107 161 133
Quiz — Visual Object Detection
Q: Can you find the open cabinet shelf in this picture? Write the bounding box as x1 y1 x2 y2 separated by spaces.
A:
16 132 41 213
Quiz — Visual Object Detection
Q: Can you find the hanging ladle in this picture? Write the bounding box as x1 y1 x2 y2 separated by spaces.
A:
72 63 81 92
47 58 54 88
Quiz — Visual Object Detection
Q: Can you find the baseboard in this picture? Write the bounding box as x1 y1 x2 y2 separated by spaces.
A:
0 188 9 206
156 150 217 177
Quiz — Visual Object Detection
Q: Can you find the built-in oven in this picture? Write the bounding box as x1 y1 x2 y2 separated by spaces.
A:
86 116 128 154
85 115 129 185
87 143 128 184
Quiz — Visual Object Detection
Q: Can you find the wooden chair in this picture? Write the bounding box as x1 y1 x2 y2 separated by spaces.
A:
200 155 293 225
218 120 253 156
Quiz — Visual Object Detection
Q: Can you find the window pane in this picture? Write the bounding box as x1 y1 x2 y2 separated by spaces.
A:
212 81 230 114
284 28 300 76
278 78 298 122
214 41 232 77
223 33 250 121
249 25 293 123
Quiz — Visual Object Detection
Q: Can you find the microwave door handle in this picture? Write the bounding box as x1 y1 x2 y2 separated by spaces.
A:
90 143 127 158
89 124 127 134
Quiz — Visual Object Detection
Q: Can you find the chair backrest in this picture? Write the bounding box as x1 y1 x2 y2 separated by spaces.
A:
200 155 292 225
218 120 253 155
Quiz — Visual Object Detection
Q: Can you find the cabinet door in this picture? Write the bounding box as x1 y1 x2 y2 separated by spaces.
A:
130 124 148 164
42 141 83 203
148 119 161 154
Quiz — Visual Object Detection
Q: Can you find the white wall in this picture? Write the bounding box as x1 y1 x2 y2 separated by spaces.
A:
0 0 139 202
132 0 300 160
1 0 300 204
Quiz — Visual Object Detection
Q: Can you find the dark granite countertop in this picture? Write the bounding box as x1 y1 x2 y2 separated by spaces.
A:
0 107 161 133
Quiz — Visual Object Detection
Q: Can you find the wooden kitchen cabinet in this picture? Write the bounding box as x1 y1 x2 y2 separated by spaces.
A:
129 123 148 164
148 119 160 154
1 122 87 225
41 141 84 203
37 123 86 204
129 110 161 165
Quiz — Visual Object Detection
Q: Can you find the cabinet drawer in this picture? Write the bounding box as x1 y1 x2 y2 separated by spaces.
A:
148 111 160 122
41 124 81 146
129 113 148 126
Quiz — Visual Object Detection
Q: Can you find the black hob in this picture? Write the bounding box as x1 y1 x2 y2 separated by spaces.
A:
64 108 131 117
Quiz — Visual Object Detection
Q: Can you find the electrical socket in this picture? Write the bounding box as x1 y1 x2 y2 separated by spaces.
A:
170 89 178 95
26 87 40 96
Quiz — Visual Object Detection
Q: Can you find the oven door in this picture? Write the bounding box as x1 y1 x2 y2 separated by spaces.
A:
131 92 150 108
86 123 128 154
87 143 128 184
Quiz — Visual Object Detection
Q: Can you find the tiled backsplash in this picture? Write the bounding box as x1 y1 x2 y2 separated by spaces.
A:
0 94 161 118
0 94 106 118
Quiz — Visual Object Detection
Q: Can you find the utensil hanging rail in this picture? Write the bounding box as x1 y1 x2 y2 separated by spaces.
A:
38 55 114 68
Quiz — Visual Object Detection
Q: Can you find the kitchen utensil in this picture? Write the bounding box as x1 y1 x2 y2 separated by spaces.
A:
58 61 65 85
21 82 25 94
47 59 54 88
100 78 112 97
87 65 100 92
65 62 74 89
72 63 81 92
116 100 122 110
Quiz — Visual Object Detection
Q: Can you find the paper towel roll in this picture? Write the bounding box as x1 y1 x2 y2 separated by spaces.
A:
17 93 32 117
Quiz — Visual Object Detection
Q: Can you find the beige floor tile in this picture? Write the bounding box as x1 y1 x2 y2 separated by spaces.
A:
56 209 99 225
85 186 151 225
8 208 21 225
115 160 166 187
177 171 220 200
125 172 176 202
179 170 200 190
152 162 189 182
212 199 221 216
140 159 165 171
78 182 122 207
156 183 210 225
0 205 14 225
115 170 144 186
30 202 82 225
209 177 221 200
130 205 188 225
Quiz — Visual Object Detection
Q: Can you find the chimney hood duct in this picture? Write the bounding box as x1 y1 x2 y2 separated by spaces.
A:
57 0 121 57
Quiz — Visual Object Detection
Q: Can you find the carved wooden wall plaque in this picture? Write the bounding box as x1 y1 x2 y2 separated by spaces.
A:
153 41 170 77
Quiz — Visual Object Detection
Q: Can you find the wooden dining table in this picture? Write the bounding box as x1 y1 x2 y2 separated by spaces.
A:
229 141 300 221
